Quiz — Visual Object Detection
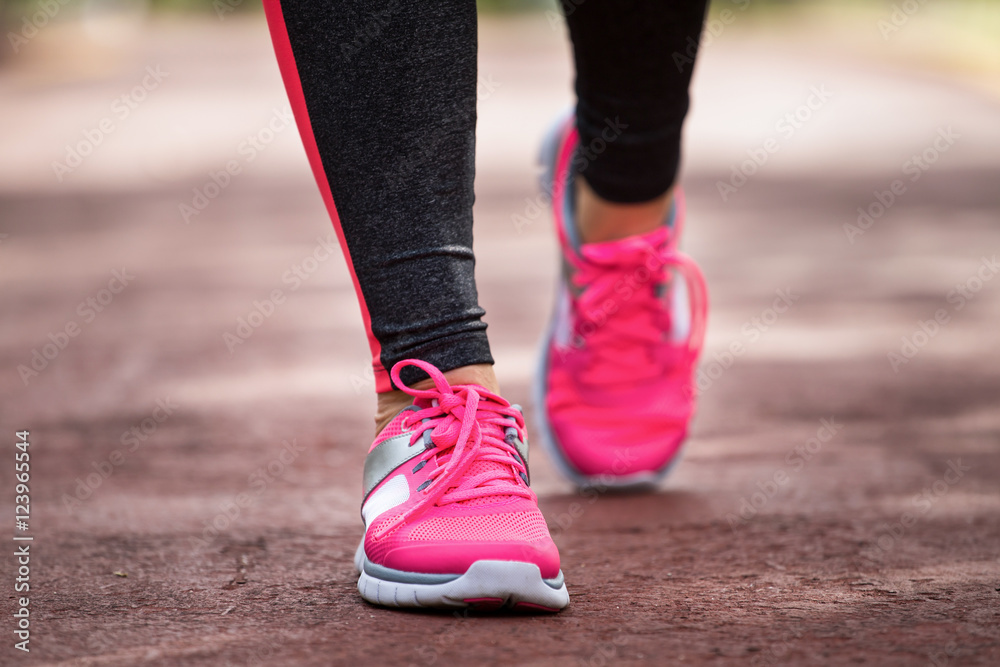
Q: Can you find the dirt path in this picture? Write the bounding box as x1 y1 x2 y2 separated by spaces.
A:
1 14 999 667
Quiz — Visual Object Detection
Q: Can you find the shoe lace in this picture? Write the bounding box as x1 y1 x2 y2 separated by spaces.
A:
371 359 533 539
566 228 708 381
550 127 708 382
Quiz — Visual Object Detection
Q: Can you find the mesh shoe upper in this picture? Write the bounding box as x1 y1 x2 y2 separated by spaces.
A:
361 360 560 578
540 119 708 480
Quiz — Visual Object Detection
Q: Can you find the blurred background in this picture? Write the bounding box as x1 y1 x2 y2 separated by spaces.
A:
2 1 999 664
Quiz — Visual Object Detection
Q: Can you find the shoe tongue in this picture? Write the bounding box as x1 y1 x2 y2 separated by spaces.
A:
578 225 668 264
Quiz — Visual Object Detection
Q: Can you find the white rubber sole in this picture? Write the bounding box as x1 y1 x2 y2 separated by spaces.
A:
354 542 569 612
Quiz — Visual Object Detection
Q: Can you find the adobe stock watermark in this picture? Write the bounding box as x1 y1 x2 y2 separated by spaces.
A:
549 242 679 357
689 287 799 396
877 0 932 40
219 642 288 667
6 0 72 55
339 0 400 62
717 85 834 202
390 72 500 186
349 364 378 395
887 255 998 373
672 0 752 73
61 398 179 514
223 234 338 352
180 106 294 224
844 126 959 244
546 0 587 31
964 606 1000 642
52 66 169 182
927 642 961 667
580 632 629 667
859 459 969 562
725 417 843 531
549 449 648 534
214 0 245 20
475 73 502 103
191 439 307 549
511 116 628 233
17 268 135 386
749 627 807 667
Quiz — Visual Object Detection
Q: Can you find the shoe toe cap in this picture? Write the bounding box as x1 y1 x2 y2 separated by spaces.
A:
366 506 561 579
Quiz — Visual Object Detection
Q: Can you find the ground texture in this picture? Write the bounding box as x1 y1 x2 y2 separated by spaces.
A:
1 13 999 667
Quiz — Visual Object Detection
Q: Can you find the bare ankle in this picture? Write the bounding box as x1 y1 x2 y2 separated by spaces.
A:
575 178 673 244
374 390 414 436
374 363 499 436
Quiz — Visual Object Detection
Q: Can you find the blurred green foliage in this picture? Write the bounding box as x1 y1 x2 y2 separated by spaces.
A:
146 0 258 13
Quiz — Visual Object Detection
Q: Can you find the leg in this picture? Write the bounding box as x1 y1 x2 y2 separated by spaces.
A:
536 0 710 486
563 0 709 242
262 0 496 433
262 0 569 612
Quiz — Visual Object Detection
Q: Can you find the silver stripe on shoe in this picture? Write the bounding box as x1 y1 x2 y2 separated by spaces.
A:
363 431 426 500
363 407 533 502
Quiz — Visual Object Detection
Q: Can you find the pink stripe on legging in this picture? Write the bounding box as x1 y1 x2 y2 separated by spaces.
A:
262 0 390 392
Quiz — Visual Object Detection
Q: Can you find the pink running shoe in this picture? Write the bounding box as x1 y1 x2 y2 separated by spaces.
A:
354 359 569 611
534 115 709 489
